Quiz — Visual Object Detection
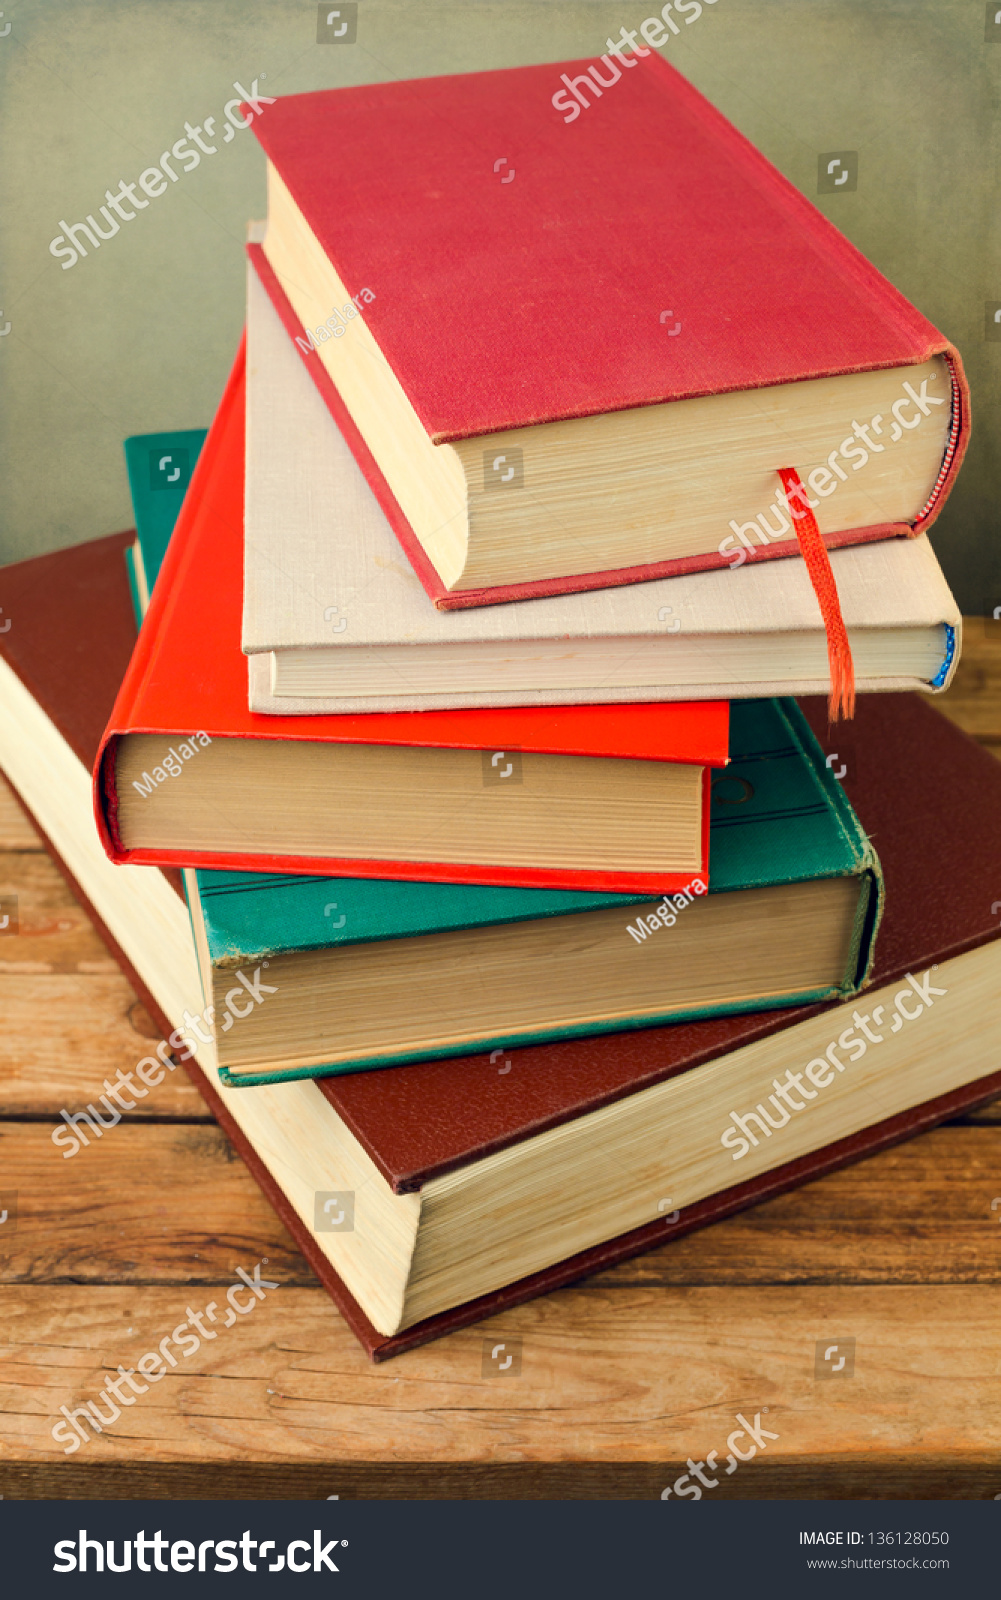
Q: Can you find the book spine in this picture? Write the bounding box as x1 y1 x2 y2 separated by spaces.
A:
775 697 884 988
93 337 247 863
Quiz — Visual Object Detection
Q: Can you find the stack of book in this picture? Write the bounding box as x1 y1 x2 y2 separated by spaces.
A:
3 55 999 1360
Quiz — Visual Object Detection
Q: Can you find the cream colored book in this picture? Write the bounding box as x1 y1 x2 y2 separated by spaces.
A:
243 259 961 716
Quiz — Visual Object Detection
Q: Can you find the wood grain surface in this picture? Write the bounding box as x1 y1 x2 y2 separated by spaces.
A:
2 629 1000 1499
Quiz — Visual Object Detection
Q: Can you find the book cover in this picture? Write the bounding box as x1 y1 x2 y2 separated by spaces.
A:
244 254 962 711
0 531 998 1359
247 53 969 606
93 338 728 894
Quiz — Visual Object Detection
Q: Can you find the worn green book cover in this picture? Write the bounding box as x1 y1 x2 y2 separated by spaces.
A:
123 428 207 625
184 698 882 1086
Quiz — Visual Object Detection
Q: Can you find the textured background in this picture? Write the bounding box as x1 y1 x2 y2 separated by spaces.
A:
1 0 997 610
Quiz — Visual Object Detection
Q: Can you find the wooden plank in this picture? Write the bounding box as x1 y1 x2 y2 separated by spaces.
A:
0 852 118 976
0 974 205 1119
1 1121 999 1289
0 1123 309 1285
5 1455 997 1499
2 1283 1000 1499
0 839 203 1118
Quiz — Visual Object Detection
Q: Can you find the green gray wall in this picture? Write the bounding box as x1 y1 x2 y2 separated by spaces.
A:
1 0 997 610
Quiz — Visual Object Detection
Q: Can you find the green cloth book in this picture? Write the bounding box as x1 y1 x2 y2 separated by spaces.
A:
182 697 882 1086
123 428 207 625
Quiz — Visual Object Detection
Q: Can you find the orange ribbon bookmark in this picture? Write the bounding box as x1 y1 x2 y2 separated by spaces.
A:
777 467 855 721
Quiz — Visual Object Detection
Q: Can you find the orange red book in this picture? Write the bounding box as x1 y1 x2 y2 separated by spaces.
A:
94 339 727 893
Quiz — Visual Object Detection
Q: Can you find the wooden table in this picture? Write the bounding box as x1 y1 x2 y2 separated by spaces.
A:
2 628 1001 1500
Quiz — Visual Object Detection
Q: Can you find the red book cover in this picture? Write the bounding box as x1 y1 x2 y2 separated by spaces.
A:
93 339 725 892
248 55 969 609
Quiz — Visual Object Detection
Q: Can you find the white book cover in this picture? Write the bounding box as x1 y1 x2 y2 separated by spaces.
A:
243 257 961 716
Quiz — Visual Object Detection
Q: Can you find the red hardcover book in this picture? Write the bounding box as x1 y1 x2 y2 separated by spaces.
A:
93 340 726 892
248 54 969 609
1 531 998 1360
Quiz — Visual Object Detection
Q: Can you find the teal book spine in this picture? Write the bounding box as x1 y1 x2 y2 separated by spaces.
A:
123 428 208 623
194 698 882 1086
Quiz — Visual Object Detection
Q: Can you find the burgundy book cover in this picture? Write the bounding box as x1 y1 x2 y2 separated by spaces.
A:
1 533 999 1360
248 54 970 609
